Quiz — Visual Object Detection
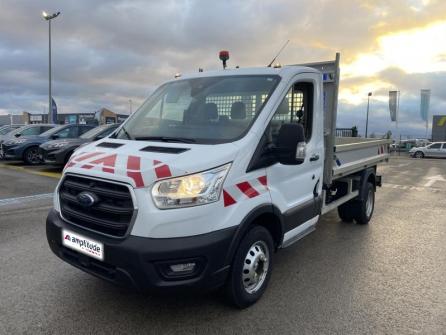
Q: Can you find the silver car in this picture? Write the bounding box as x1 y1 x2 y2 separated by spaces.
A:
409 142 446 158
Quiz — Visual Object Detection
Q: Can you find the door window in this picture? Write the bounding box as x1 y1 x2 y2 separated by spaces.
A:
267 82 314 145
429 143 441 149
78 126 93 135
21 127 41 136
56 127 78 139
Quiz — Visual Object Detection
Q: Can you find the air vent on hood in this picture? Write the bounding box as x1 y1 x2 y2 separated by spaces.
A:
140 146 190 154
96 142 124 149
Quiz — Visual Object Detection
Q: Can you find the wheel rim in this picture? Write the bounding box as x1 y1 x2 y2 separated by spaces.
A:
365 188 374 218
242 240 269 294
416 152 423 158
27 148 40 164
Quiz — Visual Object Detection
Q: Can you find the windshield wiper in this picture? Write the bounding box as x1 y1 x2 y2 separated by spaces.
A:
134 136 196 143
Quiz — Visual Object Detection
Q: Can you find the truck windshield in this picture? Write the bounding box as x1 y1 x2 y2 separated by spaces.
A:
115 75 280 144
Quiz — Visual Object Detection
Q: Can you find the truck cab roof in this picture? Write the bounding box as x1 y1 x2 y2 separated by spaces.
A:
177 66 321 82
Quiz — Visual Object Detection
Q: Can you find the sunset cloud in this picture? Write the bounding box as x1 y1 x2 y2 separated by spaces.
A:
0 0 444 137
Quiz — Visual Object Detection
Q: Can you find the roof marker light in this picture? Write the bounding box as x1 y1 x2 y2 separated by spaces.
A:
219 50 229 69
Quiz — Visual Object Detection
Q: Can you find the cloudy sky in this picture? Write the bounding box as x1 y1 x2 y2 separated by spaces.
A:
1 0 445 137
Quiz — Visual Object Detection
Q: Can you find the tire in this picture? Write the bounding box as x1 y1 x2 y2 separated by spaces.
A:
414 151 424 158
337 201 355 222
352 182 375 225
23 146 41 165
225 226 274 308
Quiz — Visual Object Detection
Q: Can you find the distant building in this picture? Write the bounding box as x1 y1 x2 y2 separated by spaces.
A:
0 114 23 126
432 115 446 141
20 108 129 126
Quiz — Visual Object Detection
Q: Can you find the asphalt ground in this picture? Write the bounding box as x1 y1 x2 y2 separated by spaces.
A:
0 157 445 334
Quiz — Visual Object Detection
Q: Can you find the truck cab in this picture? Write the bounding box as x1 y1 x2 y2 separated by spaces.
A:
46 54 389 308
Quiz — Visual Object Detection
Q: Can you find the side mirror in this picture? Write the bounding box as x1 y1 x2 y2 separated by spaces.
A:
275 123 306 165
94 134 105 141
51 134 60 140
15 133 21 137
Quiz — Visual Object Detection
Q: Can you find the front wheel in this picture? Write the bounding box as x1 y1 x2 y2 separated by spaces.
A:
23 146 41 165
225 226 274 308
414 151 424 158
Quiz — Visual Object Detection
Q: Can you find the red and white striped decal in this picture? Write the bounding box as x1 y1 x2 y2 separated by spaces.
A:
64 152 173 187
223 176 268 207
153 160 172 179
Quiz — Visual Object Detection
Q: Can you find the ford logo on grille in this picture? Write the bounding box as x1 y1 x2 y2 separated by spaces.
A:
77 191 97 207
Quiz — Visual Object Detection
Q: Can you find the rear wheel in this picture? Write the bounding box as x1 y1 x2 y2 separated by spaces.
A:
23 146 41 165
414 151 424 158
352 182 375 225
225 226 274 308
338 201 355 222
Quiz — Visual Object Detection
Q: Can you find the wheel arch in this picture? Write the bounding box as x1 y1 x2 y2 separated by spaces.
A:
224 204 284 266
358 167 376 199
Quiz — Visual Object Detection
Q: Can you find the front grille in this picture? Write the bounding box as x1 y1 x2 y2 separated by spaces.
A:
59 175 134 237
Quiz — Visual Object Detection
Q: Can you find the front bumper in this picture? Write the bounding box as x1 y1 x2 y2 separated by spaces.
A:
0 143 22 159
39 147 66 165
46 209 236 292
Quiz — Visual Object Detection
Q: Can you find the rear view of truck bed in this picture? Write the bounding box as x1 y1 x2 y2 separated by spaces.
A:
333 138 391 179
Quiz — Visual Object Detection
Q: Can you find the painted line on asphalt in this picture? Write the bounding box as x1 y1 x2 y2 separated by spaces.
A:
0 163 61 179
0 193 54 206
382 183 442 193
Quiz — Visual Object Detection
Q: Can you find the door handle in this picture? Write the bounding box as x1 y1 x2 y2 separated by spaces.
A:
310 154 320 162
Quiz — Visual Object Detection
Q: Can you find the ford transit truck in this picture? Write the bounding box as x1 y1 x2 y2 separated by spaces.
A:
46 53 390 308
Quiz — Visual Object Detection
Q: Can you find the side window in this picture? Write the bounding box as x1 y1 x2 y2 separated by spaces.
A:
56 127 78 139
442 143 446 149
268 82 313 145
429 143 441 149
21 127 41 136
40 126 53 133
79 126 92 135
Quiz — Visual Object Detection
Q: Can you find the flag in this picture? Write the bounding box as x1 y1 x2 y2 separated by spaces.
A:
51 97 58 124
389 91 398 122
420 89 430 122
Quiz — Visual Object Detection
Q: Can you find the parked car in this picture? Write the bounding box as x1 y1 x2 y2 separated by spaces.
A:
0 124 56 159
0 124 24 142
1 124 94 164
409 142 446 158
1 124 51 143
40 123 120 166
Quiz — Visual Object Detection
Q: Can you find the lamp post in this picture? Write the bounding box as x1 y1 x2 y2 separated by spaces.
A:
42 11 60 124
365 92 372 138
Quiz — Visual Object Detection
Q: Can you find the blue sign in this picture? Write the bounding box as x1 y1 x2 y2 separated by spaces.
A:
51 97 58 124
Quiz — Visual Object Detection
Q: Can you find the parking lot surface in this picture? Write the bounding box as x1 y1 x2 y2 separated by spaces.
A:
0 157 445 334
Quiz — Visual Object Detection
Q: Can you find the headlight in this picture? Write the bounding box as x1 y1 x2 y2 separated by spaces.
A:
49 142 68 149
151 163 231 209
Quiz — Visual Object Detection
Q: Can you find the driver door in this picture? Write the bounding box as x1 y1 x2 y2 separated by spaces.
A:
266 75 324 245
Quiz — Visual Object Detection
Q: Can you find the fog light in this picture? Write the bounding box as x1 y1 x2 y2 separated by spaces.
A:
170 262 196 274
156 257 205 280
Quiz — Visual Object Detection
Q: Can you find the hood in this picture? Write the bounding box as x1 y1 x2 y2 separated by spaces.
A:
64 138 240 188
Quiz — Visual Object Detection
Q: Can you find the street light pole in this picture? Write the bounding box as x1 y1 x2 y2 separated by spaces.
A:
42 11 60 124
365 92 372 138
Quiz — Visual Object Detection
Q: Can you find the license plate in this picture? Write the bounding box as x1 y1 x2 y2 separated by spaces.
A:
62 229 104 261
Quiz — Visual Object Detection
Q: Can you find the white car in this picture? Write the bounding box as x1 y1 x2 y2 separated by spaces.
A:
409 142 446 158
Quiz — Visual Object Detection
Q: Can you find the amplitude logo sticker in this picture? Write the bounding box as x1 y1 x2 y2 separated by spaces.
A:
62 230 104 261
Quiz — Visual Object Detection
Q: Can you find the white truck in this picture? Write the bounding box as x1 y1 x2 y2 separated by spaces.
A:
46 53 390 308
